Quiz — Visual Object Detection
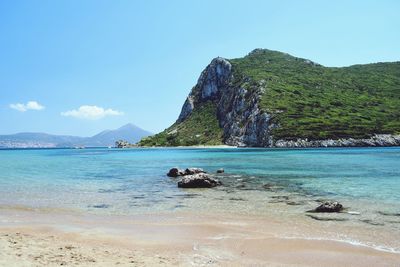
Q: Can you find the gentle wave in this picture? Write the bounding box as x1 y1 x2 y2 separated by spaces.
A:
278 234 400 254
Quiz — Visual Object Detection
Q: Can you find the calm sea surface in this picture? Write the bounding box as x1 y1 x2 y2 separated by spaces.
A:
1 147 400 249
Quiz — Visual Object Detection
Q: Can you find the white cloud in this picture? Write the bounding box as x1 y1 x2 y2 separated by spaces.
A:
9 101 45 112
61 105 124 120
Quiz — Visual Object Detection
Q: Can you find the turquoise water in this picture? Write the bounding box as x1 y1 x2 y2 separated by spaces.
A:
0 147 399 216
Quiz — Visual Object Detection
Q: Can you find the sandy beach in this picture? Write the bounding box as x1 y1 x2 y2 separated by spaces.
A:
1 207 399 267
1 146 400 266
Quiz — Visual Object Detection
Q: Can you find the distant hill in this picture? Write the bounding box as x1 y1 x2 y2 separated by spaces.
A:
86 124 152 147
0 123 152 148
139 48 400 147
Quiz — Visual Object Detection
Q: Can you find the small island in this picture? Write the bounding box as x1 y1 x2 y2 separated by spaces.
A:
115 140 137 148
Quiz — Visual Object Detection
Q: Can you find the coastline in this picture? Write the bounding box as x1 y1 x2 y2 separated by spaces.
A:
133 134 400 149
1 206 399 266
3 134 400 149
273 134 400 148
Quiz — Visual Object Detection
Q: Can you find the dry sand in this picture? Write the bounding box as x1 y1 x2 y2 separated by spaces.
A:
0 207 399 267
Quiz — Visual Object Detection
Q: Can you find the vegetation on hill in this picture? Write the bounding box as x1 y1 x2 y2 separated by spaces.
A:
138 102 223 146
231 49 400 140
139 49 400 146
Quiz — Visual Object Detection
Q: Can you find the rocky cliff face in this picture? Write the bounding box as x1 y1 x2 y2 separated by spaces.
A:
139 49 400 147
177 57 274 147
178 58 232 122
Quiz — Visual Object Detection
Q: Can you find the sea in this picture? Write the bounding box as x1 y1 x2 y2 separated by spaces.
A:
1 147 400 252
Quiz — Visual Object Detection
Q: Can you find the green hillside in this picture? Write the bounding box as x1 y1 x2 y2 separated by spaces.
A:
139 49 400 146
232 49 400 140
139 102 223 146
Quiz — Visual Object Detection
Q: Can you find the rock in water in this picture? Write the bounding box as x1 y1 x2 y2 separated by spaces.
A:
314 201 343 212
167 167 185 177
178 173 221 188
115 140 136 148
216 168 224 173
184 168 205 175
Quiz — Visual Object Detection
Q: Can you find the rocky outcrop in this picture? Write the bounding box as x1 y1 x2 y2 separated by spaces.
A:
311 201 344 213
274 134 400 148
178 57 232 122
167 167 206 177
184 168 205 175
176 57 274 147
218 81 274 147
216 168 224 173
177 96 194 122
115 140 136 148
172 51 400 148
177 173 222 188
167 167 222 188
167 167 185 177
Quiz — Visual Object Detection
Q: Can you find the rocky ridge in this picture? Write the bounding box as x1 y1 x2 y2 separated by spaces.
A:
274 134 400 148
172 57 274 147
139 49 400 147
115 140 137 148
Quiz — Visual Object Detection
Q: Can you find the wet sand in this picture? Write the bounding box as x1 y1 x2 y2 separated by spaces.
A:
1 207 399 266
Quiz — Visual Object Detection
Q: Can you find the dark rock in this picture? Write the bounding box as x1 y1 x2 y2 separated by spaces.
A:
216 168 224 173
313 201 343 213
178 173 221 188
167 167 185 177
184 168 205 175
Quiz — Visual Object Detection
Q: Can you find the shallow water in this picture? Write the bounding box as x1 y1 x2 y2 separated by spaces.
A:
1 147 400 251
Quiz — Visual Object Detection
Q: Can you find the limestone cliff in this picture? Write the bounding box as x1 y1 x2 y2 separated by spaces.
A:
139 49 400 147
175 57 273 146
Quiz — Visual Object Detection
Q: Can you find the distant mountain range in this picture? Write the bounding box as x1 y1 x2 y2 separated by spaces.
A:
0 123 152 148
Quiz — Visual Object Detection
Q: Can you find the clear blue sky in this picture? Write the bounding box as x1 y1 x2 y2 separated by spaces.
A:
1 0 399 136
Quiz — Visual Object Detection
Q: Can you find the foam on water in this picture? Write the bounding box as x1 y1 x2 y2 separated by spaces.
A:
279 235 400 254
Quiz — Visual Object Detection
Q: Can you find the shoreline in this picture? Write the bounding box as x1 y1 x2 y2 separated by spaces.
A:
135 134 400 149
1 207 399 266
1 147 400 266
3 139 400 150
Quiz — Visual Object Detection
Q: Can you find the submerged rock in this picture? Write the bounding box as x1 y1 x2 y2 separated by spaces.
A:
286 201 306 206
377 211 400 217
184 168 206 175
167 167 185 177
216 168 224 173
306 214 348 222
313 201 344 213
360 219 385 226
178 173 221 188
90 204 110 209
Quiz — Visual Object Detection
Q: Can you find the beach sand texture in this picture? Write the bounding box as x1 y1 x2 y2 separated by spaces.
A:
1 208 399 267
